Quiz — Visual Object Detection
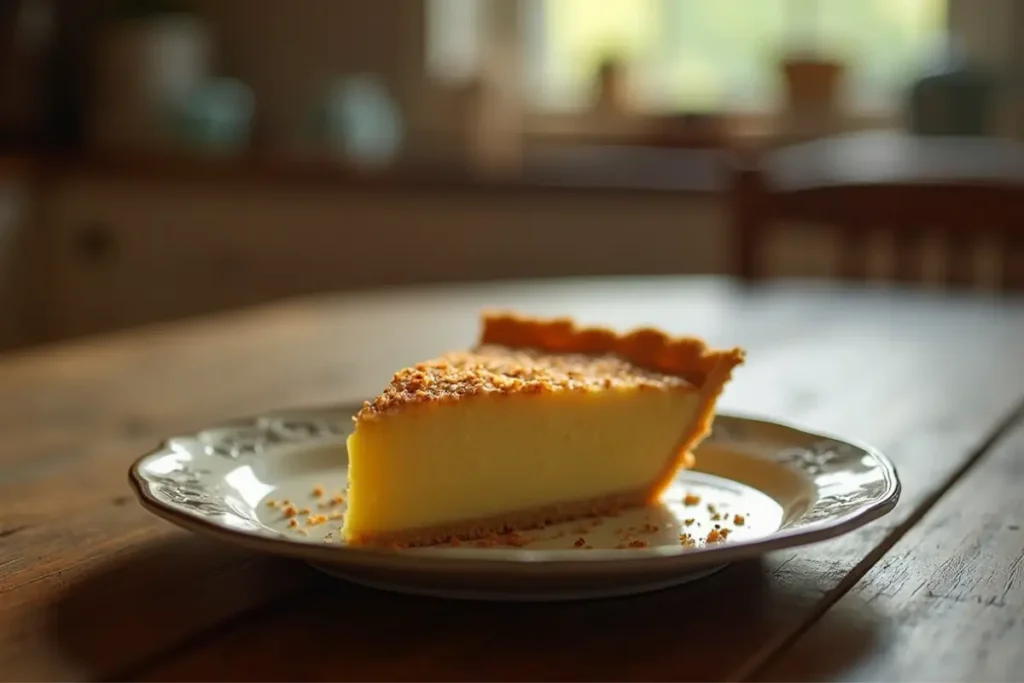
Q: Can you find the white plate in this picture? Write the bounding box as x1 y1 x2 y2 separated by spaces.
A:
128 405 900 601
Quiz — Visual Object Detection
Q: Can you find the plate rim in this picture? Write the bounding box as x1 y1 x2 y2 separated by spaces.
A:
127 405 901 572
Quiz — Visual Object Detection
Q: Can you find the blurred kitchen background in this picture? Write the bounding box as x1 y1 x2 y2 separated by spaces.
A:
1 0 1022 352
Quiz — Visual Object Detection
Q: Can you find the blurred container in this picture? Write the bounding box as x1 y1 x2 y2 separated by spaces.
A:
320 75 404 168
89 8 212 153
175 78 253 153
781 57 846 112
907 39 996 136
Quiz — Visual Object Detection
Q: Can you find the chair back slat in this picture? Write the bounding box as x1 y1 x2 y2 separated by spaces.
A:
944 228 976 288
892 226 924 284
838 223 870 281
731 133 1024 291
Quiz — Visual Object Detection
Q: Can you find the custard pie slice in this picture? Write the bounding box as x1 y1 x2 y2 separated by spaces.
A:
343 312 745 548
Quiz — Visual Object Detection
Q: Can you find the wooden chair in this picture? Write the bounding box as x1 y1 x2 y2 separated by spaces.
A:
731 132 1024 290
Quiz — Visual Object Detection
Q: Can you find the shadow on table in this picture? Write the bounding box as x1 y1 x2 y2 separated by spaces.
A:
42 533 319 680
56 551 886 682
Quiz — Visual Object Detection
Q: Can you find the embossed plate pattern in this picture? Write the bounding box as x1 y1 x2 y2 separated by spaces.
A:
128 406 900 601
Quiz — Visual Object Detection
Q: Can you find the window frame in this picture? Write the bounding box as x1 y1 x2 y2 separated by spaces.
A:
425 0 1015 143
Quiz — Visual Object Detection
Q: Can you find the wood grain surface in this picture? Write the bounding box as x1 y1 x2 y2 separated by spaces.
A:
1 277 1022 682
754 413 1024 682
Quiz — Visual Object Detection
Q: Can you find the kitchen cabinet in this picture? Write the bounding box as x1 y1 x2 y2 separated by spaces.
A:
34 172 724 343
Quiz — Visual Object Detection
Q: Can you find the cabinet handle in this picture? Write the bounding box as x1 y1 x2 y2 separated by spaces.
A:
75 222 116 264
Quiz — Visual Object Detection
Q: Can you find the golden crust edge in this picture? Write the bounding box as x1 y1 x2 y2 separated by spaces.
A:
479 310 747 388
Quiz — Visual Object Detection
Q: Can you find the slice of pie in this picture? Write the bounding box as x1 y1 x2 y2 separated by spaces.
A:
343 312 745 548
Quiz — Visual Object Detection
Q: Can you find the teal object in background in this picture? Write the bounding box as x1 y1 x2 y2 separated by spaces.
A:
907 40 997 137
321 75 404 167
175 78 254 152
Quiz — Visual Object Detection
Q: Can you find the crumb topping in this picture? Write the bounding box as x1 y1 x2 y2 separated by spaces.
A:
354 312 746 420
357 346 695 418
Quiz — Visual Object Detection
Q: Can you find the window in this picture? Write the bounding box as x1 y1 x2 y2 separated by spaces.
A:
531 0 946 113
430 0 948 116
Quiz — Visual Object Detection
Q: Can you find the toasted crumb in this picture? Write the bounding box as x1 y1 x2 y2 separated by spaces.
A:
706 529 722 543
330 493 346 505
679 532 696 547
299 507 311 515
574 537 586 547
297 528 308 536
306 514 328 526
354 323 726 420
683 518 695 527
719 528 732 539
707 503 718 514
504 532 532 547
711 513 722 521
733 514 746 526
683 493 702 506
312 485 325 498
282 505 299 518
287 518 298 528
281 499 291 506
328 510 344 520
265 499 278 508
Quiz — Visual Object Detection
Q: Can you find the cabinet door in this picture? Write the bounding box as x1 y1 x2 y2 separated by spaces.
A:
44 176 386 339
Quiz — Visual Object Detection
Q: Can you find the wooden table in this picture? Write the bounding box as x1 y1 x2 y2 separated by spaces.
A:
2 276 1023 682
